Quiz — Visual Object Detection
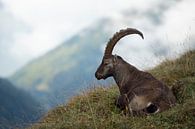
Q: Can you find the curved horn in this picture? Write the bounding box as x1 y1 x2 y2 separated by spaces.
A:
104 28 144 58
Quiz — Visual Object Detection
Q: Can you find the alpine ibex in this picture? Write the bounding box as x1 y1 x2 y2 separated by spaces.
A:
95 28 176 116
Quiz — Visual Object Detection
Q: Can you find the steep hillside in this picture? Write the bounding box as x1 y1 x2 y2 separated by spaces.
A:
0 78 43 129
30 50 195 129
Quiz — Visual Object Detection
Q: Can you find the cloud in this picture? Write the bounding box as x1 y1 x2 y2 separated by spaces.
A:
156 0 195 51
108 0 195 70
0 0 195 76
0 6 28 76
0 0 146 76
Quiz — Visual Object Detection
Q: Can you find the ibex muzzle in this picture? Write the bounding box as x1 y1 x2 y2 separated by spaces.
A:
95 28 176 116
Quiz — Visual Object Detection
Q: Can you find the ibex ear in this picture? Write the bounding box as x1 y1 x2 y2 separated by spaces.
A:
113 55 117 64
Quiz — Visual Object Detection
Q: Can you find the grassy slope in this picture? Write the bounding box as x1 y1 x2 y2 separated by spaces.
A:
30 50 195 129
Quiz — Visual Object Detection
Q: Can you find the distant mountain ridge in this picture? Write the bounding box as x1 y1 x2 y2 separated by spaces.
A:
10 19 113 108
0 78 43 129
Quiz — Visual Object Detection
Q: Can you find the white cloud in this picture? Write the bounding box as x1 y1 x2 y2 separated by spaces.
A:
110 0 195 70
0 0 195 76
0 7 27 76
0 0 134 76
157 0 195 48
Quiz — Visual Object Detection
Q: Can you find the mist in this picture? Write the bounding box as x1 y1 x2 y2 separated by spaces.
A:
0 0 195 77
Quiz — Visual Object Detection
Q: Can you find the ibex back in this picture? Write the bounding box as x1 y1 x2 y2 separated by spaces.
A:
95 28 176 116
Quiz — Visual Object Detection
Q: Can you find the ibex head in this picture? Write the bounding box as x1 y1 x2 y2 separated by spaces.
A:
95 55 116 80
95 28 144 80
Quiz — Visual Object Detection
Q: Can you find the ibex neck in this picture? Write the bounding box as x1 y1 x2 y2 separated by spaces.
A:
113 61 139 94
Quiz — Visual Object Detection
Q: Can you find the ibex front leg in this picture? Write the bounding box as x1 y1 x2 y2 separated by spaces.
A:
115 93 135 116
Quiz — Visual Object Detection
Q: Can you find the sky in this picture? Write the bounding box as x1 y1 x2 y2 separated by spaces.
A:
0 0 195 77
111 0 195 69
0 0 133 77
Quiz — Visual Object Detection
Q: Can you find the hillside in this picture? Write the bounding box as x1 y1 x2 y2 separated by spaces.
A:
30 50 195 129
0 78 43 129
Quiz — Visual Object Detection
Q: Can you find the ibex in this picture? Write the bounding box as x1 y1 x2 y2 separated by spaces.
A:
95 28 176 116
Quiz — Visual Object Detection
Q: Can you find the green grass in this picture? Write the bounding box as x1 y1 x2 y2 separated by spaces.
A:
30 50 195 129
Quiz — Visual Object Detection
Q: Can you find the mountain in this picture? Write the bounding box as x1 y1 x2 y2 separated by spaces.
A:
10 19 113 108
0 78 43 129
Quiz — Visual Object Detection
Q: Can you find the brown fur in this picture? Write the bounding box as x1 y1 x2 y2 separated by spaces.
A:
95 28 176 116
